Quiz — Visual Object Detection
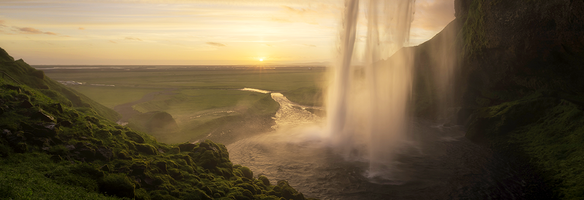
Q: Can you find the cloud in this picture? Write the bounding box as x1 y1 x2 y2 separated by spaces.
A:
264 44 274 47
303 44 316 47
125 37 142 41
109 40 117 44
0 20 6 27
14 27 59 35
79 27 85 30
206 42 226 47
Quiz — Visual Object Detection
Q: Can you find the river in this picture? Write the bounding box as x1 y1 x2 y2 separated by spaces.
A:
223 88 539 199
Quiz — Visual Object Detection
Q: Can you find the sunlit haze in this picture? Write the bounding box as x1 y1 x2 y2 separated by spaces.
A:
0 0 454 65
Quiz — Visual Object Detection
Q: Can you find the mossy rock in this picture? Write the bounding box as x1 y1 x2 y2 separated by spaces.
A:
95 130 112 139
178 143 196 152
466 94 557 144
239 166 253 180
130 160 149 176
135 143 158 155
258 175 271 186
182 189 212 200
274 180 305 200
124 131 145 143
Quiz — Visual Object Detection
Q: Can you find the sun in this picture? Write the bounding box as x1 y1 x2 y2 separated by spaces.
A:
259 58 264 62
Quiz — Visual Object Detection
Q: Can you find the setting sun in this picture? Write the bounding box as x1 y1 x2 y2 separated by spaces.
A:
259 58 264 62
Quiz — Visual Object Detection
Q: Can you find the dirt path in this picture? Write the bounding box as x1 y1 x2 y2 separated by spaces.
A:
113 88 176 124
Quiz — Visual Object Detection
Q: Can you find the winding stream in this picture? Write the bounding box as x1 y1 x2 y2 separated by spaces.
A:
227 88 531 199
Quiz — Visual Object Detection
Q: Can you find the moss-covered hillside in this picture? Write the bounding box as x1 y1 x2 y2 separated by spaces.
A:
0 47 311 200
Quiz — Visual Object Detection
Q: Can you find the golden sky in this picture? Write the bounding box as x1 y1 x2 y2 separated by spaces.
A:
0 0 454 65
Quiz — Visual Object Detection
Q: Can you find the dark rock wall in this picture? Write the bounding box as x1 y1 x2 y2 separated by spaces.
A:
456 0 584 113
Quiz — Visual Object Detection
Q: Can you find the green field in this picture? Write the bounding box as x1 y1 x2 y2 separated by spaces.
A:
40 66 326 144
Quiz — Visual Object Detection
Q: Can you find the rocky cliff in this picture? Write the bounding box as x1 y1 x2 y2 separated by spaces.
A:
449 0 584 198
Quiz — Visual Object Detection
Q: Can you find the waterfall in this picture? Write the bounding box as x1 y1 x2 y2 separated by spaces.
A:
325 0 416 180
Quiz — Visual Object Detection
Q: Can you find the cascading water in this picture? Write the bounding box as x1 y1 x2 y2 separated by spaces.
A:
226 1 528 199
324 0 416 180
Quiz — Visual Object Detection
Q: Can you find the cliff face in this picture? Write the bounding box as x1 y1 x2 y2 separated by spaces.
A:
446 0 584 198
456 0 584 111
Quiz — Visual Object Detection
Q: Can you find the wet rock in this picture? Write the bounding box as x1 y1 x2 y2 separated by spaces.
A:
124 131 144 143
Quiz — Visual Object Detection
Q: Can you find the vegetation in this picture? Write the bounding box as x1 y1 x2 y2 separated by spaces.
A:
466 90 584 199
0 47 313 199
40 66 325 143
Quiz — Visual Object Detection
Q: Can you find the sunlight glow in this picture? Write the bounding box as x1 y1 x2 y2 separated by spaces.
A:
0 0 454 65
259 58 264 62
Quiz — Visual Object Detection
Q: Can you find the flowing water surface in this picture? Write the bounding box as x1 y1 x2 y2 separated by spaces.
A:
226 90 528 200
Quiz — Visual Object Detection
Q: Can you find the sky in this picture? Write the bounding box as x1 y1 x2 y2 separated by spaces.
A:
0 0 455 65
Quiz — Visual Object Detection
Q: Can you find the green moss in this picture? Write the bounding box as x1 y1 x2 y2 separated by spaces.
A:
0 153 119 200
467 92 584 198
507 100 584 199
258 175 271 186
461 0 488 57
0 48 311 200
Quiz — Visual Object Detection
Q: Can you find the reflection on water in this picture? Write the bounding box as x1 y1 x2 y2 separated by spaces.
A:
240 88 271 94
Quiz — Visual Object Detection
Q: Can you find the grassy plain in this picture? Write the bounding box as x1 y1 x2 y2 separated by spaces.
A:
40 66 326 144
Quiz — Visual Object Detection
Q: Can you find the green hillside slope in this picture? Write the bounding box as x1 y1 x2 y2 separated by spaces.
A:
0 47 311 200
